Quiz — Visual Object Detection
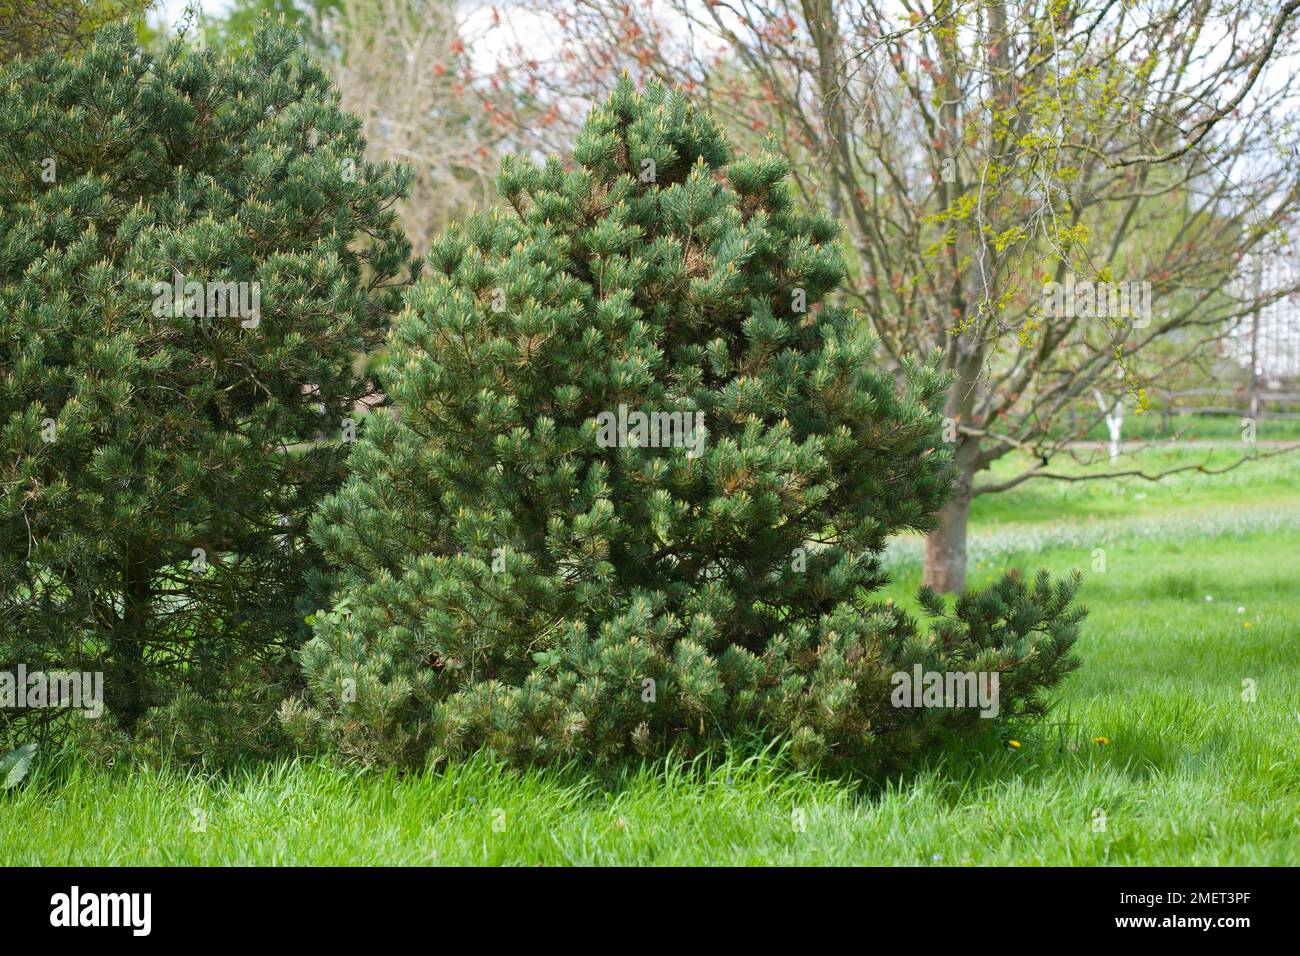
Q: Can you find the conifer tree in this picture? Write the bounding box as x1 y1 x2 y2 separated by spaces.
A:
0 23 415 743
289 78 1082 770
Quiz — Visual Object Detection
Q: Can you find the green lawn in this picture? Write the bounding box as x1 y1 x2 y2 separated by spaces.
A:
1074 411 1300 444
3 449 1297 865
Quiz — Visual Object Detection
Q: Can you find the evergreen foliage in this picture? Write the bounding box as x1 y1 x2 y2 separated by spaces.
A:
0 23 416 745
285 77 1084 770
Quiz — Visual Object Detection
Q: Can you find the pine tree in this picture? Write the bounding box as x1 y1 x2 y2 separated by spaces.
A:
289 78 1083 770
0 23 416 745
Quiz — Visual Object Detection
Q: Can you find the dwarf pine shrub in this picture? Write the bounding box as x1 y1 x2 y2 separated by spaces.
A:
288 78 1083 771
0 23 416 746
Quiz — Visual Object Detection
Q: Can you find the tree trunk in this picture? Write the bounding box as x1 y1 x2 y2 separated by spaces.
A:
923 466 972 593
1094 388 1124 462
1105 411 1123 462
110 553 152 733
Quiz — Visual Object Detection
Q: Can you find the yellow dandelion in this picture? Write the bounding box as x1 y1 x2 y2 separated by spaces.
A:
1008 740 1021 749
1093 736 1110 745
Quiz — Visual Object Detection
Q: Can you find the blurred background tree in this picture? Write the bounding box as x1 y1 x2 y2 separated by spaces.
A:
0 0 154 60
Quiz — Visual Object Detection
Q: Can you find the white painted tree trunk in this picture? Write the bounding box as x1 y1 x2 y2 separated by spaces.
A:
1094 389 1125 463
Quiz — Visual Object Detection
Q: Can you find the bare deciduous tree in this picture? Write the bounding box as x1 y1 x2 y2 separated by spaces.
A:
325 0 521 251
